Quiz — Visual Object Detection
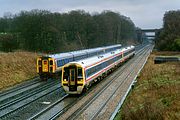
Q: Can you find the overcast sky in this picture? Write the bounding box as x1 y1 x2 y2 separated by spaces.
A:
0 0 180 29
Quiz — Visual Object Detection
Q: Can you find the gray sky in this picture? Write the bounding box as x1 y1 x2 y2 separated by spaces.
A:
0 0 180 29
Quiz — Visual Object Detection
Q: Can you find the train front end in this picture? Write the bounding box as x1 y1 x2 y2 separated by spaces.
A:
62 63 85 94
37 56 56 80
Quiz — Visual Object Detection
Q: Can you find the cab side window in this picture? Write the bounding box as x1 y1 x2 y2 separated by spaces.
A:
77 67 83 79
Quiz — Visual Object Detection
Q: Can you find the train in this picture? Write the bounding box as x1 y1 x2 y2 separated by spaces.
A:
37 44 122 80
61 45 135 94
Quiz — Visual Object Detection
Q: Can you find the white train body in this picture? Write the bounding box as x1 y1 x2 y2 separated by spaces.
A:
62 45 135 94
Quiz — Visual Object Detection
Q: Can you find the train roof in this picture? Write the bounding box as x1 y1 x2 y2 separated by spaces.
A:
45 44 122 59
68 51 121 68
49 52 73 59
68 45 134 68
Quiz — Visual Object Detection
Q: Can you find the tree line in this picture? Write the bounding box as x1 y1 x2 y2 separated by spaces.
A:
156 10 180 51
0 9 138 53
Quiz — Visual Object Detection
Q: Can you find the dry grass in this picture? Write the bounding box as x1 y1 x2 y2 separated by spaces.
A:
115 51 180 120
0 51 38 91
153 51 180 56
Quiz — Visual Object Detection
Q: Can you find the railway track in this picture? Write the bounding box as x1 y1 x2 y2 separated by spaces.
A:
0 79 55 108
89 46 152 120
0 78 63 119
65 44 152 120
0 77 39 98
29 94 69 120
28 44 151 120
0 44 152 120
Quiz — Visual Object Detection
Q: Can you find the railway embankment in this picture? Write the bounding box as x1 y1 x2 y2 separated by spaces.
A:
115 51 180 120
0 51 38 90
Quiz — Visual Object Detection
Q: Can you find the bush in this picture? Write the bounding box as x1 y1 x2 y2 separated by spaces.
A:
171 38 180 51
0 33 19 52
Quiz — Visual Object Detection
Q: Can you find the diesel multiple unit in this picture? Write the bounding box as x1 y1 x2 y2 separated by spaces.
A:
61 45 135 94
37 44 121 80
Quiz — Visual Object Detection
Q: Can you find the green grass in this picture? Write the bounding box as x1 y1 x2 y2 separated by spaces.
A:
115 51 180 120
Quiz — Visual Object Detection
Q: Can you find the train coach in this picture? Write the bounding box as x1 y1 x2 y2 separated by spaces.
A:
37 44 121 80
61 45 135 94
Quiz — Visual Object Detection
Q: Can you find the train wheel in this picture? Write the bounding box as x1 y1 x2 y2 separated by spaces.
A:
40 75 49 81
97 77 101 82
40 75 44 80
99 76 103 81
82 85 88 93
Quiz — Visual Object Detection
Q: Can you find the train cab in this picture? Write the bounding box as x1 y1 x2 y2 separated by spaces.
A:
62 63 85 94
37 56 56 79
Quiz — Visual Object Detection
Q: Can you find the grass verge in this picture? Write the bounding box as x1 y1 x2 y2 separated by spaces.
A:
115 51 180 120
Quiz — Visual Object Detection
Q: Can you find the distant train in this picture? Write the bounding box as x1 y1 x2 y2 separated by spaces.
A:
37 44 122 80
61 45 135 94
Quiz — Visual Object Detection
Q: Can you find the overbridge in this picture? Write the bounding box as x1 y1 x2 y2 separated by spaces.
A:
136 28 160 42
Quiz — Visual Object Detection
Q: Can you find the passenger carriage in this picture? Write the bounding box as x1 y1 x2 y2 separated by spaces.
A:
61 46 135 94
37 44 122 80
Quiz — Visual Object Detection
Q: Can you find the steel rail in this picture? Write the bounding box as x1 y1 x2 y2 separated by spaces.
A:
0 83 62 119
29 94 69 120
0 77 40 98
0 80 58 111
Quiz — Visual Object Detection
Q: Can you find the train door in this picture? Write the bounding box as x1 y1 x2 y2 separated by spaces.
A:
69 67 77 91
42 59 49 72
48 58 55 73
69 69 76 86
37 57 42 73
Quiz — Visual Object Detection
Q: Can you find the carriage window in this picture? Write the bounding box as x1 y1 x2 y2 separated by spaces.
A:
64 59 68 64
62 60 65 65
77 67 83 79
58 60 63 66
